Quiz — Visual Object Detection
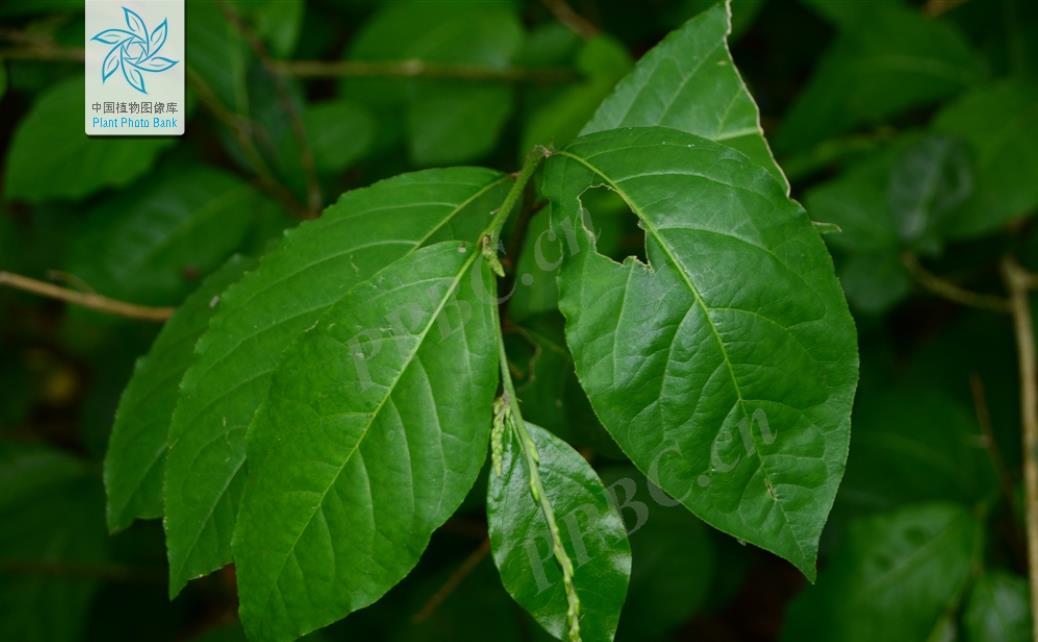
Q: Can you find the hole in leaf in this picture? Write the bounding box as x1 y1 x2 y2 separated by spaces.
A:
579 185 647 266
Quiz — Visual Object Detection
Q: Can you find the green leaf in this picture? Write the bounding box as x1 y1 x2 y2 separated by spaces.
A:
233 241 499 642
836 252 911 315
104 256 254 533
506 315 621 458
543 127 858 578
887 135 973 252
775 3 985 153
65 165 265 306
670 0 765 38
163 168 508 596
582 1 787 189
805 133 973 256
837 385 996 515
4 79 174 203
963 572 1032 642
487 422 631 642
520 35 632 153
237 0 304 58
798 0 900 27
187 0 248 113
934 80 1038 238
596 466 715 641
341 2 523 165
781 503 982 642
0 443 107 642
301 99 375 173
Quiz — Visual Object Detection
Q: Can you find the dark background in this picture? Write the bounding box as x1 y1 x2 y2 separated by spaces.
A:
1 0 1036 640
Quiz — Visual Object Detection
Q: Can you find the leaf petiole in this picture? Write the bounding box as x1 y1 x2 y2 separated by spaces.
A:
490 274 582 642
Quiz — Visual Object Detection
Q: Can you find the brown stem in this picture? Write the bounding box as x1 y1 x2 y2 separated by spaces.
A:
0 271 173 321
185 69 311 219
902 252 1011 313
541 0 600 40
970 372 1018 512
218 1 322 216
0 560 164 583
411 539 491 623
0 33 577 85
1001 255 1038 642
0 46 83 61
270 59 577 83
924 0 972 16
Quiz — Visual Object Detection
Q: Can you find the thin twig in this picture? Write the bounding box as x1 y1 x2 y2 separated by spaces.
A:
218 1 322 216
970 372 1018 512
270 59 577 83
924 0 972 16
0 46 83 61
1000 255 1038 642
902 252 1011 313
411 539 491 623
0 33 578 85
0 560 165 583
0 271 173 321
541 0 600 40
185 68 311 219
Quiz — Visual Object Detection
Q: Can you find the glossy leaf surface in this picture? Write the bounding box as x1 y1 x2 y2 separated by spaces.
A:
543 126 858 577
104 256 253 532
163 168 508 594
234 241 498 642
582 2 785 188
487 422 630 642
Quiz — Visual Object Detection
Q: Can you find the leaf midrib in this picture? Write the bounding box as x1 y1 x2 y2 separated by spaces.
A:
555 148 809 562
170 174 510 587
256 247 482 611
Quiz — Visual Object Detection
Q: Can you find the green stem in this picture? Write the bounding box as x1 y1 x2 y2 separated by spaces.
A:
486 148 549 246
482 149 577 638
490 281 581 642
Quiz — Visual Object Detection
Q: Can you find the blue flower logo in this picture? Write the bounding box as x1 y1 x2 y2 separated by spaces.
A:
91 7 178 94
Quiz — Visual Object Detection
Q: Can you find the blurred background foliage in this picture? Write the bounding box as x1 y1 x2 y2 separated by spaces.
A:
0 0 1037 640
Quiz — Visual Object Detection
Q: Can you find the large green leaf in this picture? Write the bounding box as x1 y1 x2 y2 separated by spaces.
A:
0 443 107 642
104 256 254 533
163 168 508 595
487 422 631 642
66 165 265 306
4 79 174 203
341 2 523 165
934 80 1038 238
775 2 984 153
837 384 995 516
582 1 786 188
781 503 982 642
233 241 498 642
187 0 248 113
963 571 1032 642
542 127 858 577
300 99 375 174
